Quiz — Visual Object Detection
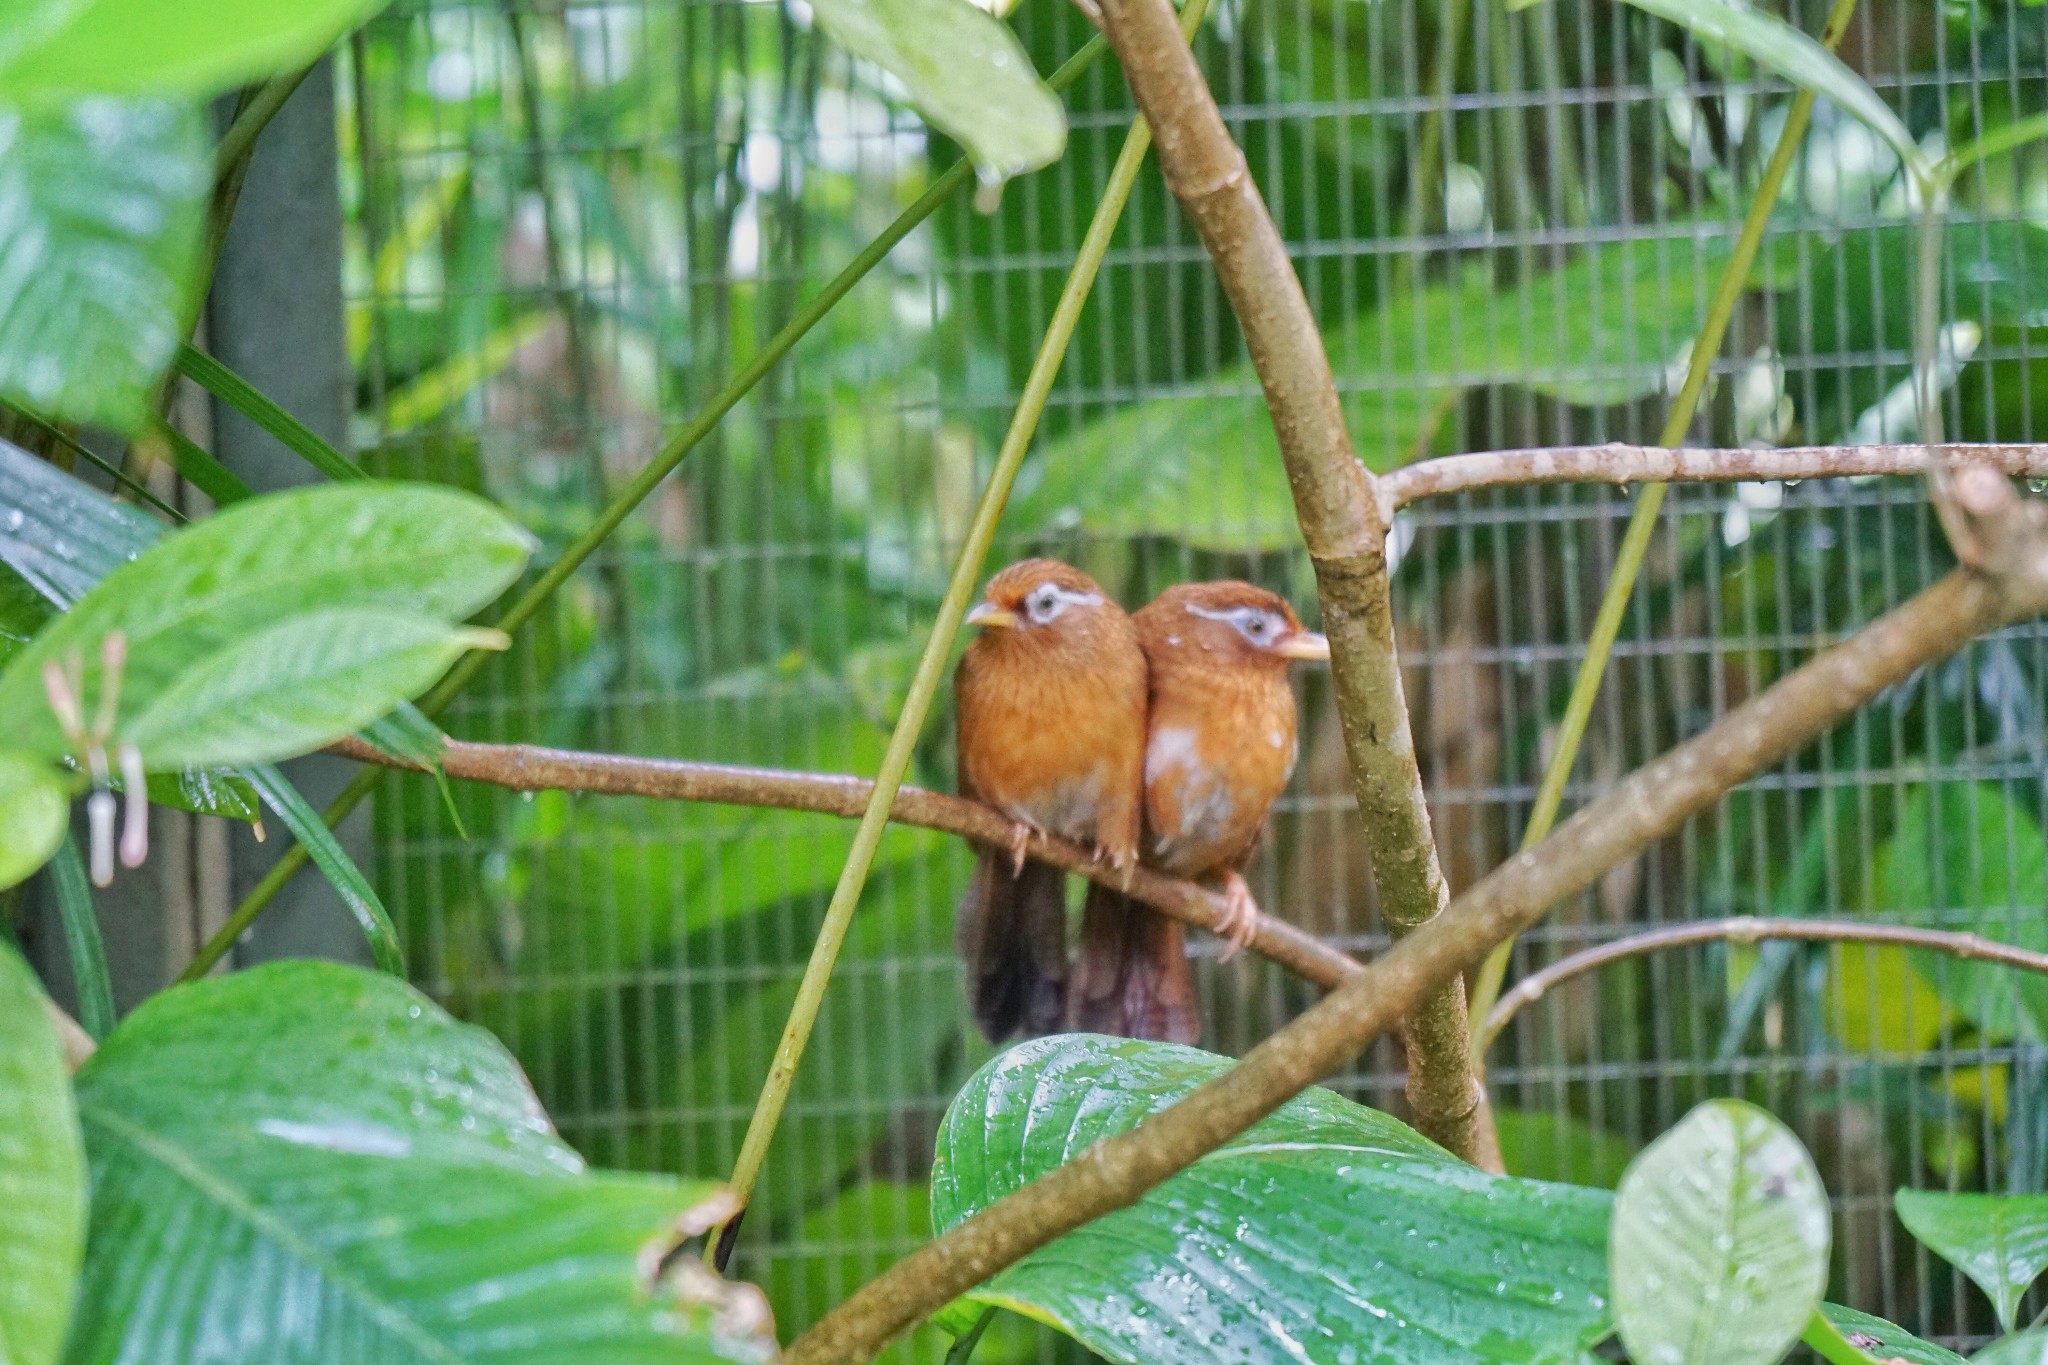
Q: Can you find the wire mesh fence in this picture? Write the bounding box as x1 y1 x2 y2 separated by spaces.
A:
341 0 2047 1356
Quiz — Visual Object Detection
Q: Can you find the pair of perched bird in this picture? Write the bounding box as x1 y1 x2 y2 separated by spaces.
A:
953 559 1329 1046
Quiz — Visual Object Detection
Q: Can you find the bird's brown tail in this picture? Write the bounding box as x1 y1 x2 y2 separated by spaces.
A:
1069 882 1199 1044
955 852 1069 1042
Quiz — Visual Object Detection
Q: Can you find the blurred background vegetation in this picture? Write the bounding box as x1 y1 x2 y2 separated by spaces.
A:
340 0 2046 1355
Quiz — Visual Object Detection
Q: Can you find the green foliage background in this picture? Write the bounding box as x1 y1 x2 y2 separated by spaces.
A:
339 0 2048 1355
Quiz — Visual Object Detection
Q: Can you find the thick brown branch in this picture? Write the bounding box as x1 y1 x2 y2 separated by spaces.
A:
1480 917 2048 1052
786 562 2048 1364
1383 441 2048 508
1095 0 1478 1162
329 735 1360 991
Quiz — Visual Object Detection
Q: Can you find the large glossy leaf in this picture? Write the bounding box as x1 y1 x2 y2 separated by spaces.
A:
1870 784 2048 1042
932 1035 1613 1364
1895 1190 2048 1333
119 608 494 770
67 961 777 1364
0 481 531 768
0 749 65 890
0 0 392 102
0 940 86 1365
0 99 206 430
807 0 1062 186
1011 233 1734 550
1610 1099 1830 1365
1512 0 1922 179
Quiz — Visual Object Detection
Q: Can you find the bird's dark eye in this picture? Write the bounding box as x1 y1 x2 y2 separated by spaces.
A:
1029 588 1060 620
1247 617 1266 635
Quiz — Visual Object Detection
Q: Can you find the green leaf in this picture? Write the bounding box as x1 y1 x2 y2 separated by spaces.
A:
1610 1099 1830 1365
1894 1190 2048 1334
1969 1325 2048 1365
0 481 532 768
0 749 65 891
243 764 405 977
0 442 257 822
46 832 113 1040
0 99 206 430
1814 1304 1967 1365
1870 784 2048 1042
0 0 392 103
0 940 87 1365
117 608 497 770
807 0 1063 186
68 960 777 1364
1012 232 1736 550
1512 0 1924 181
174 345 369 484
933 1035 1613 1364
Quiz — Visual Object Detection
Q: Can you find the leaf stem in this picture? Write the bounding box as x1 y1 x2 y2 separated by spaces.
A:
49 832 115 1039
180 35 1114 988
1465 0 1862 1057
710 5 1204 1262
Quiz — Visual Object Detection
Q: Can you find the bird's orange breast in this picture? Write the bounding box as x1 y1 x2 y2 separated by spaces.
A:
1141 661 1298 878
955 636 1146 856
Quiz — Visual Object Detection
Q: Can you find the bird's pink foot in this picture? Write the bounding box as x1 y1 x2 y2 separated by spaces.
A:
1008 822 1034 877
1214 871 1260 961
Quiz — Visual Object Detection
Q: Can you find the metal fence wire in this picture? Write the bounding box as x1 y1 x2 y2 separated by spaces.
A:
341 0 2048 1357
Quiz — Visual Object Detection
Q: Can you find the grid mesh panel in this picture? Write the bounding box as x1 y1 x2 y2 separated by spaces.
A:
344 1 2048 1356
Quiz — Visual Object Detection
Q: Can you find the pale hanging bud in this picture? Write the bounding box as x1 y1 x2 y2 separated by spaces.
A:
86 789 116 887
118 743 148 869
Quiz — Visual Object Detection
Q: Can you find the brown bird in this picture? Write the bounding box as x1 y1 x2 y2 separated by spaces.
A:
1070 581 1329 1044
953 558 1147 1042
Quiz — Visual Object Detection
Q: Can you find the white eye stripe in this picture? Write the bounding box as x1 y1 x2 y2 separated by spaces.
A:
1185 601 1283 643
1025 584 1103 623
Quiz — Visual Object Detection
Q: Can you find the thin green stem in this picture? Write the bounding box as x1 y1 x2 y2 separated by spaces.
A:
710 7 1205 1259
1466 0 1861 1056
944 1308 997 1364
180 35 1114 983
49 832 115 1040
214 67 317 184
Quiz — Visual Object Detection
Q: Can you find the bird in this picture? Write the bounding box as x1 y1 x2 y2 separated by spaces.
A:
953 558 1147 1043
1069 580 1328 1044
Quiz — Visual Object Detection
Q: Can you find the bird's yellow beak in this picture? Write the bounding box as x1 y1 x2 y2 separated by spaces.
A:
1277 631 1330 661
966 601 1019 629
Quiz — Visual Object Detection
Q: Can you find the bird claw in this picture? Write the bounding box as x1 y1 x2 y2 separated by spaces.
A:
1214 871 1260 962
1008 822 1034 877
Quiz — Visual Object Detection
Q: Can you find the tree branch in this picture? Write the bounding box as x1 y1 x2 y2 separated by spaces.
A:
1383 441 2048 509
1094 0 1480 1162
1479 917 2048 1053
787 551 2048 1364
328 735 1360 991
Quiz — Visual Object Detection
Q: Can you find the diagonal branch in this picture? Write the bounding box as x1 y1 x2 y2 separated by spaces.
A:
787 542 2048 1364
1480 917 2048 1052
1094 0 1480 1162
1482 916 2048 1055
327 735 1359 989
